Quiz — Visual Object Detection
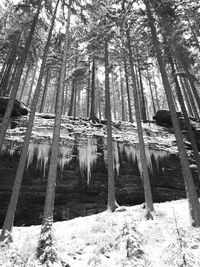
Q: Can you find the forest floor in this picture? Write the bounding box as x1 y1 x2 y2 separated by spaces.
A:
1 198 200 267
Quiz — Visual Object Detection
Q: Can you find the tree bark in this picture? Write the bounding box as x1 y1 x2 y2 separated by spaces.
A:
90 57 96 120
40 67 51 113
26 62 37 107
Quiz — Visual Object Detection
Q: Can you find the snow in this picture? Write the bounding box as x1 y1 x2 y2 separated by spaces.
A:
1 198 200 267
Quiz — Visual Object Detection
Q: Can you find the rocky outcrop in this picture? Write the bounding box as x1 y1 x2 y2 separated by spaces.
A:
0 97 29 117
0 115 199 227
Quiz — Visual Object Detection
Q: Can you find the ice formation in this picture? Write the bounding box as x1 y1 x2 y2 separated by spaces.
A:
122 144 168 175
26 143 73 178
78 136 97 184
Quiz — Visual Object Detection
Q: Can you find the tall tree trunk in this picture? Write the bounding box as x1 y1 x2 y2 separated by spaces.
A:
111 72 117 121
0 0 43 153
178 76 194 117
27 62 37 106
40 67 51 113
19 65 31 101
144 0 200 226
147 69 156 115
86 60 91 118
119 64 126 121
126 27 154 216
137 60 147 122
153 75 160 110
183 77 200 120
37 1 71 264
0 0 60 243
90 57 96 120
68 56 78 116
123 58 133 123
105 39 119 212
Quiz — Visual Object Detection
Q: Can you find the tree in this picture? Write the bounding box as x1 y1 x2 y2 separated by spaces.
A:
144 0 200 226
37 0 72 264
0 0 60 243
105 38 119 212
0 0 43 153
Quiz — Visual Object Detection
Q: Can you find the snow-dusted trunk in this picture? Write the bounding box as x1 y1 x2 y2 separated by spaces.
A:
105 39 119 212
37 0 71 264
0 0 43 153
0 0 60 243
144 0 200 226
126 28 154 214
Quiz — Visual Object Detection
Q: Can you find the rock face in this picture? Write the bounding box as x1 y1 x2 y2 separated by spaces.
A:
0 97 29 117
0 115 199 227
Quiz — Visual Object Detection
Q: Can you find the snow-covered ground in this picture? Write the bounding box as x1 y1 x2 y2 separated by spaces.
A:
1 198 200 267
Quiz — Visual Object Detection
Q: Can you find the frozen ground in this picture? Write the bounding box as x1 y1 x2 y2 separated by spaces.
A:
1 198 200 267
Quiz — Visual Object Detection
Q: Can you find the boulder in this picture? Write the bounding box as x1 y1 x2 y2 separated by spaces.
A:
153 110 182 126
0 97 29 117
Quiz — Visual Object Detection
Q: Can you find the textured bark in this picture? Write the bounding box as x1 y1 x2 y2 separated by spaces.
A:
144 0 200 226
111 72 117 121
124 59 133 123
126 28 154 214
0 0 43 153
0 0 59 243
105 40 119 212
86 60 91 118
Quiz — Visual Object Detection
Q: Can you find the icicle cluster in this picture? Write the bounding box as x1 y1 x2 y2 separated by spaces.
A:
27 143 73 178
78 136 97 184
121 144 168 175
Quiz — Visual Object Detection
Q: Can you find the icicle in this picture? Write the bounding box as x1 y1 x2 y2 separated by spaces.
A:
27 143 38 169
122 144 169 175
113 141 120 176
59 146 73 178
37 144 51 178
78 136 97 184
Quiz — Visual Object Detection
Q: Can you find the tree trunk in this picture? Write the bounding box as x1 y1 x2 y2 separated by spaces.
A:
119 64 126 121
144 0 200 226
19 65 31 101
0 0 43 153
105 39 119 212
147 69 156 115
90 57 96 120
111 72 117 121
0 0 60 243
86 60 91 118
123 58 133 123
178 76 194 117
126 27 154 215
37 1 71 264
137 60 147 122
26 62 37 107
40 67 51 113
